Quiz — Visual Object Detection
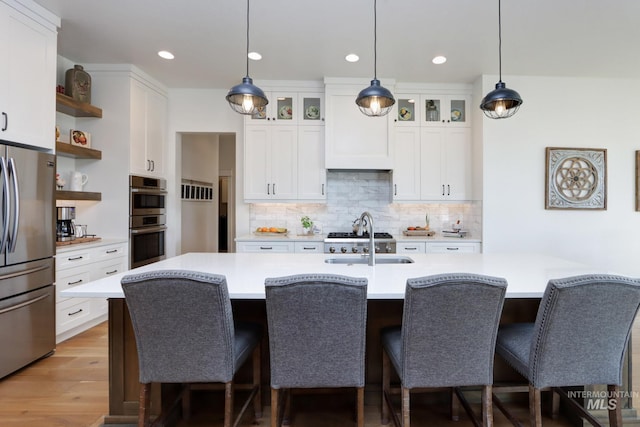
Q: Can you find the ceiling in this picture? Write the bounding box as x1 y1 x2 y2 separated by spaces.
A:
33 0 640 90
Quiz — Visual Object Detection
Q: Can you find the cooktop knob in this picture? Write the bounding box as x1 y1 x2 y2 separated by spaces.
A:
340 247 347 253
351 247 359 253
363 247 369 253
329 246 336 253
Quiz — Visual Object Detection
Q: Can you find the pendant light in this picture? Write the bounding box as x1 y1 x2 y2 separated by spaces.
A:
356 0 395 117
226 0 268 115
480 0 523 119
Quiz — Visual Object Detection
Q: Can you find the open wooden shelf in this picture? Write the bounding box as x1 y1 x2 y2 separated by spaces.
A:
56 190 102 201
56 141 102 160
56 93 103 118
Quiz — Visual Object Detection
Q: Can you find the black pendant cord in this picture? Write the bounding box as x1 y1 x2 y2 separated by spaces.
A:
498 0 502 83
373 0 378 80
245 0 250 78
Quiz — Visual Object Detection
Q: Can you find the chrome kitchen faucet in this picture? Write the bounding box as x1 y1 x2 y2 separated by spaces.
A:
357 211 375 266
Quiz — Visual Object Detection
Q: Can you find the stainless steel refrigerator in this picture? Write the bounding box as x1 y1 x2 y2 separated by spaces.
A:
0 143 55 379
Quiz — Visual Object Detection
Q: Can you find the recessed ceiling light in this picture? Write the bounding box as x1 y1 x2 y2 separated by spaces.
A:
158 50 174 60
345 53 359 63
248 52 262 60
432 56 447 65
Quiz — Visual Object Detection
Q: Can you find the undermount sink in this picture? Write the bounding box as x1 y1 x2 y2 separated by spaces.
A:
324 256 414 265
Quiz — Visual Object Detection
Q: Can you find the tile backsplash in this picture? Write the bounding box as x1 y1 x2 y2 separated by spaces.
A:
249 171 482 238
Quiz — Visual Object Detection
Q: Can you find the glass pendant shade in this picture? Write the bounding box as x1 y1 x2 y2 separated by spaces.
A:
226 76 268 115
480 81 523 119
356 79 395 117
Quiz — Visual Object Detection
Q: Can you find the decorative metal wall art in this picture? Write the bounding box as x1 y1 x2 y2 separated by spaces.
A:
545 147 607 210
636 151 640 212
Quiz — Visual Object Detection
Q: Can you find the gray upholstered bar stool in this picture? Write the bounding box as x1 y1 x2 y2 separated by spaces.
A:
121 270 262 427
381 273 508 427
264 274 368 427
494 274 640 427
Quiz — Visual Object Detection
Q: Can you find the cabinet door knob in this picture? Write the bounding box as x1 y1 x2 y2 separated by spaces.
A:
394 184 397 196
267 183 270 195
321 183 325 195
1 112 7 131
272 183 276 195
442 185 445 196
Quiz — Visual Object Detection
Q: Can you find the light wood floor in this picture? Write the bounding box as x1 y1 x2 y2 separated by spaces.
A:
0 322 575 427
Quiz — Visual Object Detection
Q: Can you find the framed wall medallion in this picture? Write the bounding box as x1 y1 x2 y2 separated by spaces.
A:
636 151 640 211
545 147 607 210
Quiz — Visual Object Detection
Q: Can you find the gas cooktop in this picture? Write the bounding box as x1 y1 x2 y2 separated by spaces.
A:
326 232 394 240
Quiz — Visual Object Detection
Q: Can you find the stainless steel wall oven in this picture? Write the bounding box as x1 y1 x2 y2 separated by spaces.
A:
129 175 167 269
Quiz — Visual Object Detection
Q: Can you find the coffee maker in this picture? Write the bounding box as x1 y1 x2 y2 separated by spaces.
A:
56 207 75 241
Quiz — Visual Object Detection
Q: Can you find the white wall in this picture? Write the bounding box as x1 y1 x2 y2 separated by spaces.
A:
181 133 219 253
481 75 640 275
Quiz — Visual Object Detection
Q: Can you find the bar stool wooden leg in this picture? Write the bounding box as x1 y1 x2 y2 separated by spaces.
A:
271 388 279 427
529 385 542 427
482 385 493 427
139 383 151 427
224 381 233 427
357 386 365 427
608 384 623 427
402 386 410 427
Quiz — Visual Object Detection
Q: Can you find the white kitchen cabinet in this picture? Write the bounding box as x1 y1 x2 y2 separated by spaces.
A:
294 241 323 253
244 125 298 201
130 78 167 177
420 94 471 128
392 127 421 201
297 126 326 201
55 241 128 342
0 1 57 150
420 127 471 200
324 79 394 169
426 242 480 254
237 241 294 253
396 242 427 253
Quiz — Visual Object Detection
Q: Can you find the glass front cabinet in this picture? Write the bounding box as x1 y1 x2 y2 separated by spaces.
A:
246 92 324 126
394 96 419 126
420 94 471 127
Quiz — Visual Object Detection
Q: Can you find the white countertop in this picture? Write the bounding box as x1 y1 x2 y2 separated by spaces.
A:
60 252 602 300
55 238 129 254
235 233 482 243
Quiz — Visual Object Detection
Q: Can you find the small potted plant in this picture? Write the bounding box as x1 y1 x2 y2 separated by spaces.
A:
301 216 313 235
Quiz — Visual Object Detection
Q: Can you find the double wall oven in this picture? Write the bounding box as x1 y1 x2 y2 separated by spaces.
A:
129 175 166 269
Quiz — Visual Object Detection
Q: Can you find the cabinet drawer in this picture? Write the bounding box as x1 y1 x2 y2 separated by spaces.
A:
426 242 480 254
56 250 92 270
55 265 92 302
294 242 323 253
237 242 294 253
56 298 93 333
397 242 426 253
93 243 127 261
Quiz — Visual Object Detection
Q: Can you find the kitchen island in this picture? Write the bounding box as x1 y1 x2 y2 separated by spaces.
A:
60 252 603 424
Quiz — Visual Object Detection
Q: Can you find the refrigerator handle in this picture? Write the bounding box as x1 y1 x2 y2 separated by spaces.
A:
7 158 19 253
0 157 9 254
